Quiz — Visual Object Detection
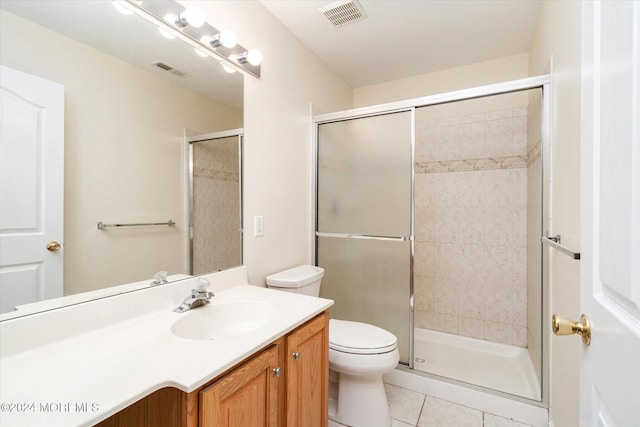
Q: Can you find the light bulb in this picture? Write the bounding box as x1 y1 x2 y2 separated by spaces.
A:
246 49 263 66
200 29 237 49
113 2 133 15
222 64 236 74
180 6 205 28
161 13 179 38
194 48 208 58
159 27 176 39
219 29 238 48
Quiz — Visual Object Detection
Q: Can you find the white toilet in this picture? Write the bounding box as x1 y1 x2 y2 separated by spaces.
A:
266 265 399 427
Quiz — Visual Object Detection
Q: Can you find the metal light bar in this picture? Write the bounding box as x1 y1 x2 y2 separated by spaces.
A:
116 0 260 78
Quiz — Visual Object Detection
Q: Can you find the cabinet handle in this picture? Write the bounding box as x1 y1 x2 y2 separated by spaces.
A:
272 367 282 377
292 352 301 360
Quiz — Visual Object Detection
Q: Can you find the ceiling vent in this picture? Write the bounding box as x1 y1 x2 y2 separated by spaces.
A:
151 61 187 77
319 0 367 28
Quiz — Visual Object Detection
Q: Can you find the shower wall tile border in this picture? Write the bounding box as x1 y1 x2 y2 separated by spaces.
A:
527 140 542 167
193 167 239 182
415 155 527 174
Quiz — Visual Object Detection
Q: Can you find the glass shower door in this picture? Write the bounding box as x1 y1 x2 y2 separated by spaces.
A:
316 111 412 364
191 134 242 274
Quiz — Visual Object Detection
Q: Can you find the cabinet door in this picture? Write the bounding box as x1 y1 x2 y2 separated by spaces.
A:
95 388 188 427
286 313 329 427
200 345 279 427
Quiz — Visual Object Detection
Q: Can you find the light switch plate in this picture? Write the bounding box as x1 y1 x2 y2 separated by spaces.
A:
254 216 264 237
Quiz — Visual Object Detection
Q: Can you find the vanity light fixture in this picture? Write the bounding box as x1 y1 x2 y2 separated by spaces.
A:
166 6 206 28
232 49 264 66
115 0 262 78
201 29 238 49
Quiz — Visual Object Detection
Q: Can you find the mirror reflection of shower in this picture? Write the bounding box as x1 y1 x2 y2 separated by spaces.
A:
188 130 243 274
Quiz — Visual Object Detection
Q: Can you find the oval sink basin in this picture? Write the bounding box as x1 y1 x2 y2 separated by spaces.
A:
171 300 278 340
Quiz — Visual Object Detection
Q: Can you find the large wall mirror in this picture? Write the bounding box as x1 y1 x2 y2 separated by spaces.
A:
0 1 244 317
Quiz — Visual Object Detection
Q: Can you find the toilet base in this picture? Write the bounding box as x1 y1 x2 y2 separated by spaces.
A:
328 371 391 427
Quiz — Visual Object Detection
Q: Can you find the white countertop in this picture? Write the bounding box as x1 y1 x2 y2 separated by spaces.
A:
0 267 333 426
0 274 192 322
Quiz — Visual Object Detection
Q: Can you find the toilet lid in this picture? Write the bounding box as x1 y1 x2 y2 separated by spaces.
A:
329 319 398 355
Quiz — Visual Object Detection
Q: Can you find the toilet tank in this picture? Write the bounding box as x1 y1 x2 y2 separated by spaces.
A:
265 265 324 297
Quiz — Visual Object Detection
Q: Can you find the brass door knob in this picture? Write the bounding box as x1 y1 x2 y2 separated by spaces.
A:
552 314 591 345
46 241 61 252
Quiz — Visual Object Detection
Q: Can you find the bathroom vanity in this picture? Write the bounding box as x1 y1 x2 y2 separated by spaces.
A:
97 312 328 427
0 267 332 426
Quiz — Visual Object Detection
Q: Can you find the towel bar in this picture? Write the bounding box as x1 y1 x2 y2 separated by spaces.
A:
97 220 175 230
541 235 580 260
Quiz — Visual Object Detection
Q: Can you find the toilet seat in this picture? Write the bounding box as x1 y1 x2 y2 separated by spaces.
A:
329 319 398 355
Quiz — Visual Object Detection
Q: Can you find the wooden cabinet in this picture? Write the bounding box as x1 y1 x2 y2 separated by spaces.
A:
285 313 329 427
200 345 280 427
95 388 191 427
97 311 328 427
199 311 329 427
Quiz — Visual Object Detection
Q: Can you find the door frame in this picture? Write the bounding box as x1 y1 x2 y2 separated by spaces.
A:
311 74 551 406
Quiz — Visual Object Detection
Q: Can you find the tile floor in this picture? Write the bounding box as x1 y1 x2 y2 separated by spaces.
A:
328 383 532 427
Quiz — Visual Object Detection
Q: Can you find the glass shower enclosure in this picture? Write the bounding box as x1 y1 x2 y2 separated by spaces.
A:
315 76 549 404
316 112 413 364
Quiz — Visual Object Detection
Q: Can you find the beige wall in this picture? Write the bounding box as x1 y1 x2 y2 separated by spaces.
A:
0 10 242 294
182 1 353 285
529 1 582 426
353 53 529 107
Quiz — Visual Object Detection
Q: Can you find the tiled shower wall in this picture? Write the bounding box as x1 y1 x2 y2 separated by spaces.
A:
192 138 241 275
414 107 530 347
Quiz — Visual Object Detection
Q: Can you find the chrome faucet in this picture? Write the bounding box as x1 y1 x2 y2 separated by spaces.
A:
173 278 214 313
151 271 168 286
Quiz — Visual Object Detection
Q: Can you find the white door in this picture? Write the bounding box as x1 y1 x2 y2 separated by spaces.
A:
580 1 640 425
0 65 64 314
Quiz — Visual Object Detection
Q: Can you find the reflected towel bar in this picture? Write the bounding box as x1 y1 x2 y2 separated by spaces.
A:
97 220 175 230
541 235 580 260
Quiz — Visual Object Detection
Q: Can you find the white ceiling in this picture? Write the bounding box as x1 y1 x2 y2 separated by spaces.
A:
3 1 543 102
260 0 543 87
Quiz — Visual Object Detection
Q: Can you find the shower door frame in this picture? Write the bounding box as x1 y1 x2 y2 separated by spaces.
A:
187 128 244 275
312 75 551 407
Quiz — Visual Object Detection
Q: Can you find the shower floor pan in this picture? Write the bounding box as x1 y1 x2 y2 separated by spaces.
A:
413 328 541 400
